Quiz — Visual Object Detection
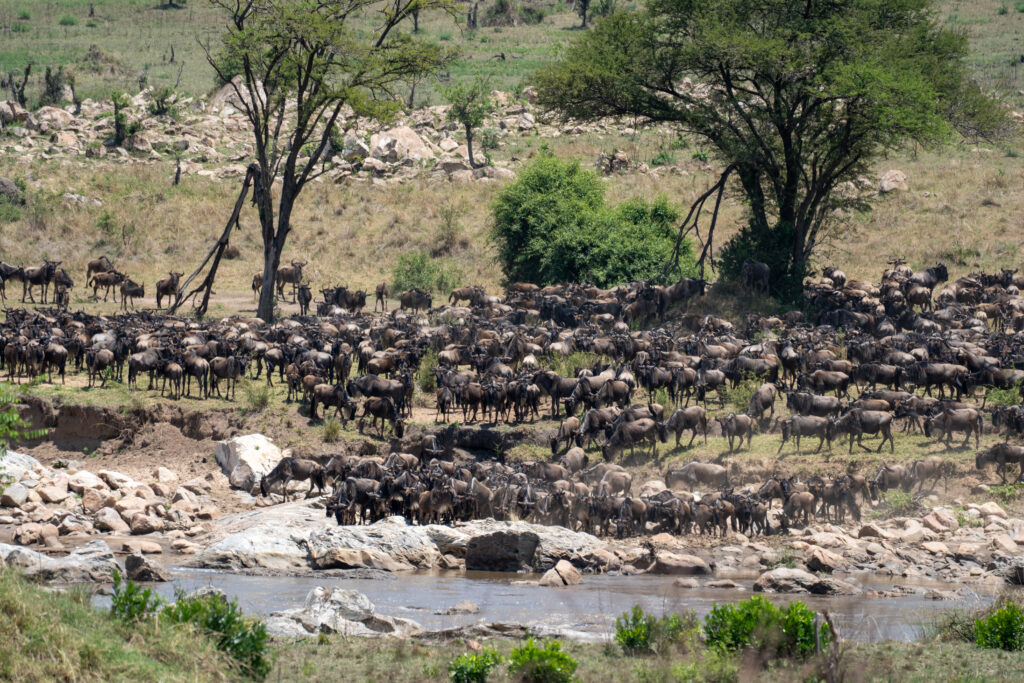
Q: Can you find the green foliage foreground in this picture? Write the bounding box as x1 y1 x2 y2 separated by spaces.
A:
490 154 696 287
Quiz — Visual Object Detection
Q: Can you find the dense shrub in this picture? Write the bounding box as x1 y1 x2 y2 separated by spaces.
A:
392 250 462 294
615 606 697 655
507 638 577 683
974 602 1024 651
110 570 164 623
491 154 695 287
449 647 503 683
161 589 270 678
703 595 830 658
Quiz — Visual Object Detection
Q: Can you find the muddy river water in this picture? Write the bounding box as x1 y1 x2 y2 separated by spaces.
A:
106 568 1016 642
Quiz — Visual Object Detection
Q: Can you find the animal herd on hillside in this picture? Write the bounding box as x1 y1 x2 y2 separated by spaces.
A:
2 252 1024 537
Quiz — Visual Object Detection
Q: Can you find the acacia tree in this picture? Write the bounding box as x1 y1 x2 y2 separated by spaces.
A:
444 77 492 168
207 0 455 322
535 0 1007 299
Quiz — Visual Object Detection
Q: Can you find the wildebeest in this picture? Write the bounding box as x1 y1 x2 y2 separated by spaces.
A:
830 409 894 453
717 413 754 453
374 282 389 311
398 288 432 312
976 443 1024 484
923 408 983 448
777 415 832 455
120 278 144 311
155 271 183 309
740 259 770 294
21 259 60 303
275 260 307 302
601 418 666 461
85 255 114 282
665 406 707 447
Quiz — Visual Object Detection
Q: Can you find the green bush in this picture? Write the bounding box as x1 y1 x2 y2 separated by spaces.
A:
507 638 577 683
491 154 696 287
241 381 271 414
615 606 697 655
110 570 165 623
59 15 77 26
161 589 270 678
974 602 1024 651
650 149 674 166
593 0 618 17
703 595 830 658
392 250 462 294
11 22 30 33
449 647 503 683
417 349 438 394
17 10 30 20
615 606 653 654
986 386 1021 407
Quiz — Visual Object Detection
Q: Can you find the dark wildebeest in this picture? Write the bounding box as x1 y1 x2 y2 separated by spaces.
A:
398 288 432 312
297 284 312 316
209 355 249 400
275 260 307 302
357 396 405 438
665 406 707 448
21 259 61 303
777 415 832 455
786 391 841 418
976 443 1024 485
88 270 125 302
923 408 983 449
830 409 895 453
740 259 770 294
85 255 114 282
155 271 183 309
747 383 777 422
910 455 950 492
374 282 389 311
260 458 323 501
601 418 666 461
120 278 145 311
717 413 754 453
909 262 949 291
550 416 582 454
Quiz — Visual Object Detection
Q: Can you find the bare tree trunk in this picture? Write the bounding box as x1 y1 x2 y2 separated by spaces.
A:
465 123 477 168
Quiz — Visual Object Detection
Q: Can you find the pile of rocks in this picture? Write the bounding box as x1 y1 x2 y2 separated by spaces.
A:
1 450 214 558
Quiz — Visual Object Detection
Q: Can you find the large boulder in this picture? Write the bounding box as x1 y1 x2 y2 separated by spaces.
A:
0 450 40 481
68 470 108 494
0 540 120 583
370 126 434 163
465 530 540 572
94 508 131 533
805 547 847 573
306 517 443 570
648 551 713 576
879 169 907 193
1 483 29 508
214 434 284 493
31 106 75 131
125 553 172 582
0 177 24 205
209 75 266 113
753 567 860 596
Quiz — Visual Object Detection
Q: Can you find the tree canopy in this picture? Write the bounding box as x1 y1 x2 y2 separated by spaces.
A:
535 0 1007 299
206 0 456 321
491 154 695 287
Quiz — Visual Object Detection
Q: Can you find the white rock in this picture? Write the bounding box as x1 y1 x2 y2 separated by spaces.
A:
214 434 283 493
879 169 907 193
68 470 107 494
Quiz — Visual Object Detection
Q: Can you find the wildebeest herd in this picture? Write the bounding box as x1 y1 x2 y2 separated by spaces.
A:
3 254 1024 539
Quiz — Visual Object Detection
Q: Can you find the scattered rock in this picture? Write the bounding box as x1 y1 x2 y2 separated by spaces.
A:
125 553 172 582
130 513 165 535
439 600 480 615
68 470 107 494
977 502 1006 519
992 534 1018 554
0 540 120 583
705 579 742 589
673 577 699 589
37 485 69 504
921 541 950 555
857 523 892 540
155 467 178 484
266 586 421 638
122 540 163 554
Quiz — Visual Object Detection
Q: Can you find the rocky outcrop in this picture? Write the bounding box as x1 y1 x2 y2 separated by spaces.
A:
192 503 613 573
753 567 860 596
265 586 421 638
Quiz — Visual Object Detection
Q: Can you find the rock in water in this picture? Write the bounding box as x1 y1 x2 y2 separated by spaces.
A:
465 530 540 572
125 553 172 582
753 567 860 596
0 540 121 583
